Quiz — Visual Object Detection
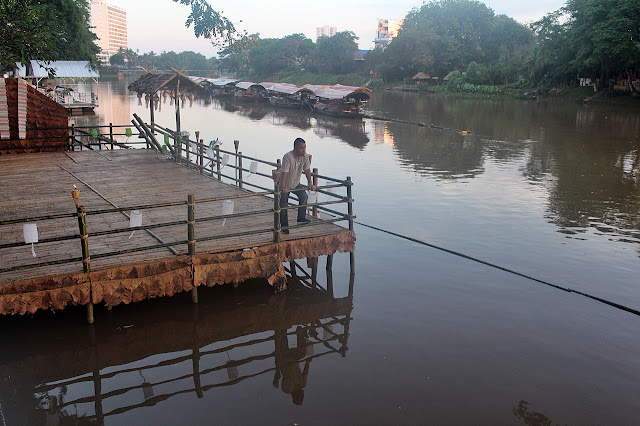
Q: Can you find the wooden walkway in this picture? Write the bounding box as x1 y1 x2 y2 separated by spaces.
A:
0 149 355 314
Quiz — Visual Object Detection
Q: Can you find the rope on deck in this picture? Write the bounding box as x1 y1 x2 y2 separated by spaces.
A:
353 220 640 318
57 164 179 255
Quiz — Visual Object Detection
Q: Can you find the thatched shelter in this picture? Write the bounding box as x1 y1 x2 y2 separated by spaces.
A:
127 67 205 96
128 68 205 142
412 72 431 84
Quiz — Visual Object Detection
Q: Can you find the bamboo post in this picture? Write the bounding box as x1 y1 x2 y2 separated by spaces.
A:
149 94 155 134
348 271 355 298
346 177 355 275
312 167 318 218
199 139 204 174
273 169 281 243
326 254 334 297
175 80 181 162
192 310 203 398
77 205 94 324
188 194 198 303
109 123 114 150
71 124 76 151
215 145 221 180
341 307 352 357
238 152 243 189
234 140 239 187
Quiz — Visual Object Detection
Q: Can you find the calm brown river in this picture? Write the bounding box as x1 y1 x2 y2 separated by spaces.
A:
1 78 639 424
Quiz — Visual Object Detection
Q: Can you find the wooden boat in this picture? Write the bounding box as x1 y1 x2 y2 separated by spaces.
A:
264 82 315 109
234 82 269 102
307 85 371 119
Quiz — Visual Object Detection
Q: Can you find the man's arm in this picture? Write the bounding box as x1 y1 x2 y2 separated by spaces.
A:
280 171 289 193
304 169 315 191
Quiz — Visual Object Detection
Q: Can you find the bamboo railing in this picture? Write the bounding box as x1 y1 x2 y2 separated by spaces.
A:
1 121 355 276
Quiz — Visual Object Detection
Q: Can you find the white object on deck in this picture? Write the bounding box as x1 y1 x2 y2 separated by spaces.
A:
129 210 142 239
221 200 234 226
23 223 38 257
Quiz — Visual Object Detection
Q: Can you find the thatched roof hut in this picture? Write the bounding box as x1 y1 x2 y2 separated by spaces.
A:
412 72 431 82
127 67 205 95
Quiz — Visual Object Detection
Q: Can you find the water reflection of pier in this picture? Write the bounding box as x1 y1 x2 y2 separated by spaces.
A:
208 98 369 148
0 263 354 422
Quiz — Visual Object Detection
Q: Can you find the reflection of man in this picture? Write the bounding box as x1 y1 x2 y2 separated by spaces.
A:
279 138 316 234
273 326 311 405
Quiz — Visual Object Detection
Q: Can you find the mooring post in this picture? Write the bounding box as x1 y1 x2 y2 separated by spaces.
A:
109 123 114 150
312 167 318 218
188 194 198 303
77 205 93 324
238 152 243 189
273 169 281 243
215 145 221 181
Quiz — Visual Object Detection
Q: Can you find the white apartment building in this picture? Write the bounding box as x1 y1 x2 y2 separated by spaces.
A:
374 19 403 49
90 0 128 64
316 25 337 40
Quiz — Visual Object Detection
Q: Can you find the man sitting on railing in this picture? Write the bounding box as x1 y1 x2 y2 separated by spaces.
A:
279 138 316 234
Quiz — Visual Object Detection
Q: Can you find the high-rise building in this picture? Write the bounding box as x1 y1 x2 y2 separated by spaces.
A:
374 19 403 49
90 0 128 64
316 25 337 40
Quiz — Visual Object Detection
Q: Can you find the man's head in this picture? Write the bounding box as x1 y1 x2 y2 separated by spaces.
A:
293 137 306 157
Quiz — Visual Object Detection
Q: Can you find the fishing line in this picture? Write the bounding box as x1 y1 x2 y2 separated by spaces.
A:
351 219 640 317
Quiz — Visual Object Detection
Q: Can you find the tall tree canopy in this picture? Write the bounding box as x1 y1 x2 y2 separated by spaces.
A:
532 0 640 89
173 0 243 47
0 0 98 72
1 0 240 72
311 31 359 75
380 0 533 81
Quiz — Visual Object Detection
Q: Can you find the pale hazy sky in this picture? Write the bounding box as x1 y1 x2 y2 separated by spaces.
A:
106 0 566 57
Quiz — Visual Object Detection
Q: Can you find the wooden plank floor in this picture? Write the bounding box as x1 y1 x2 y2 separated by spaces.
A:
0 149 350 283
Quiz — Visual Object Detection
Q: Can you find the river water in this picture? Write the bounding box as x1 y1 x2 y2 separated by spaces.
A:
1 78 639 424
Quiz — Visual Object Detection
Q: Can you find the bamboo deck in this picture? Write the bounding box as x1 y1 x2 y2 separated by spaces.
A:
0 149 355 315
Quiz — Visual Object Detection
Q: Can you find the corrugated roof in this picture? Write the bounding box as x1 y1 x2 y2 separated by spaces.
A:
266 83 311 95
235 81 265 90
28 61 99 78
312 85 371 100
208 78 240 87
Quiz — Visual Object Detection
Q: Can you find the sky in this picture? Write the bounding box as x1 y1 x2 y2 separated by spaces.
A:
106 0 567 58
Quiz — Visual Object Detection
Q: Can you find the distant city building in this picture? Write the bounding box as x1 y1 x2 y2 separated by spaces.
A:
90 0 128 64
374 19 403 49
316 25 337 40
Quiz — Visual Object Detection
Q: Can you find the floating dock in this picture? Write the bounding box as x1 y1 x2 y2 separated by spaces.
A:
0 149 355 317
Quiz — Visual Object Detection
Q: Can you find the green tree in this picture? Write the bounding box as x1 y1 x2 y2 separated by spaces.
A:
173 0 242 47
0 0 55 71
531 0 640 91
382 0 534 81
109 53 125 66
0 0 98 72
311 31 359 74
